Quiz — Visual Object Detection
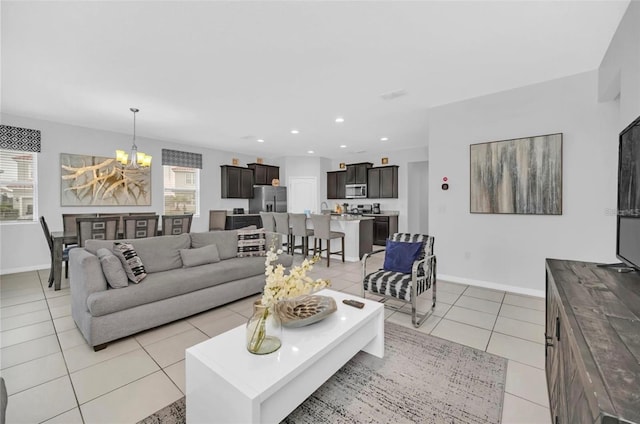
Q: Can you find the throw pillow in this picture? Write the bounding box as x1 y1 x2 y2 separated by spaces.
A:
96 248 129 289
180 244 221 267
237 228 267 257
113 242 147 283
383 240 423 274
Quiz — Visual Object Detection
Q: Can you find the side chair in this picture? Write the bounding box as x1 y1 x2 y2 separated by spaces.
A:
40 216 75 287
162 214 193 235
361 233 437 328
76 217 120 247
123 215 159 239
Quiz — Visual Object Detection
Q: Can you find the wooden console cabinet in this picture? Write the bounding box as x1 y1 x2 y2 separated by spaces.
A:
545 259 640 424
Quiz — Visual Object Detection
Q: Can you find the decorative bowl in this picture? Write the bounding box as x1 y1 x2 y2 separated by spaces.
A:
275 295 337 328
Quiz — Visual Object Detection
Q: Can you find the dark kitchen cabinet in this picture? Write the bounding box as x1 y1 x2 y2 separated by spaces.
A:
327 170 346 199
367 165 398 198
221 165 254 199
247 163 279 186
545 259 640 424
372 215 398 245
346 162 372 185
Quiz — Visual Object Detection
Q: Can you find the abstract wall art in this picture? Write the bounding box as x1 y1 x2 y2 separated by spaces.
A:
470 133 562 215
60 153 151 206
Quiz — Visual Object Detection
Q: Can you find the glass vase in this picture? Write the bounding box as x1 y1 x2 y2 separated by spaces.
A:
246 300 282 354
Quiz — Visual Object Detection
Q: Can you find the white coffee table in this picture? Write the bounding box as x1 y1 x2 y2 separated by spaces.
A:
185 289 384 424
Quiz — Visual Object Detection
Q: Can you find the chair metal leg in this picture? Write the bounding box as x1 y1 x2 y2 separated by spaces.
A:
341 237 345 263
65 260 69 279
327 239 330 267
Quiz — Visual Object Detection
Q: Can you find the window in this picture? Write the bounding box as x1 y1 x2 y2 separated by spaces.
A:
163 166 200 216
0 148 38 222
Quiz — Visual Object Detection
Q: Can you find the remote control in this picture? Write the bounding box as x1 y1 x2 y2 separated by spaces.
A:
342 299 365 309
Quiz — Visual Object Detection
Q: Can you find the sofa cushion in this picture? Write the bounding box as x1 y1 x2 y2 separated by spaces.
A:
86 234 190 273
237 228 267 257
190 230 239 260
86 256 269 316
113 243 147 283
97 248 129 289
180 244 220 267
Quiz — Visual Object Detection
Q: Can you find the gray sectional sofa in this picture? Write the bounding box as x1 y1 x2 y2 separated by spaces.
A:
69 230 291 350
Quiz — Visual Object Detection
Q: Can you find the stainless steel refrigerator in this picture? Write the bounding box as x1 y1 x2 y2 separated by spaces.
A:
249 186 287 213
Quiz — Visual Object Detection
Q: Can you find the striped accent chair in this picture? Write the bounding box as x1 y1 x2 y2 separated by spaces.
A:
361 233 437 328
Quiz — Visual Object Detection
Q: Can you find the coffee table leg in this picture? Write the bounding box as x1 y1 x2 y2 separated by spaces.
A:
361 309 384 358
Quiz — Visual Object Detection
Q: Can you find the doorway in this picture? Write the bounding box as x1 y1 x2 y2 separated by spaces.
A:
407 161 429 234
287 177 318 213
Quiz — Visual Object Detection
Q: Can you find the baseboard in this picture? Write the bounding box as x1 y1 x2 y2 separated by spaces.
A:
438 274 545 298
0 264 49 276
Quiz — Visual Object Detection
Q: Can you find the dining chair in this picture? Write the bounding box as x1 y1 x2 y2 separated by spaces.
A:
310 214 344 267
209 210 227 231
273 212 291 253
40 216 75 287
97 213 128 236
289 213 313 256
62 213 98 244
361 233 436 328
162 214 193 235
123 215 159 239
76 217 120 247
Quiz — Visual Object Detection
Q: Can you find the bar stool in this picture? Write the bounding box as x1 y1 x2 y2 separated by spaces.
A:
259 212 275 232
273 212 291 253
289 213 313 256
310 214 344 267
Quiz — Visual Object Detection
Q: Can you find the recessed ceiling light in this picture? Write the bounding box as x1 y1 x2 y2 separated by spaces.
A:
257 139 265 143
307 150 314 154
340 145 347 148
380 137 389 141
335 117 344 123
291 129 299 134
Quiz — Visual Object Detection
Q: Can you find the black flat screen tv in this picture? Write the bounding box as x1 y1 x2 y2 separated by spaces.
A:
617 114 640 270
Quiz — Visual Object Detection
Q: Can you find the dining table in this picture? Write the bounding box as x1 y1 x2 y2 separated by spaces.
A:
50 230 77 291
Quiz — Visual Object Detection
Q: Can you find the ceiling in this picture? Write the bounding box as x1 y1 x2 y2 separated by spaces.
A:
1 1 630 159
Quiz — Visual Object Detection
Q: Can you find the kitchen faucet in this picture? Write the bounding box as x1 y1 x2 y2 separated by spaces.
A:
321 201 328 211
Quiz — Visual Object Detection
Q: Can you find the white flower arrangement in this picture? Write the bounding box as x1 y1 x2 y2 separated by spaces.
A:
247 245 331 353
261 246 331 308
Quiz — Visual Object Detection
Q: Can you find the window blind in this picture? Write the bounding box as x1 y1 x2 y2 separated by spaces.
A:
162 149 202 169
0 125 41 152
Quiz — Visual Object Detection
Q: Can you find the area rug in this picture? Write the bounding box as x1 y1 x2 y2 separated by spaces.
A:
139 322 507 424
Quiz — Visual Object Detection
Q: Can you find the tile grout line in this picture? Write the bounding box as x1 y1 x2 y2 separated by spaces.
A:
484 292 506 352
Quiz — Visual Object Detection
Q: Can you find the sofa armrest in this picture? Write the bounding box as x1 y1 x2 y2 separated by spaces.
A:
70 248 108 312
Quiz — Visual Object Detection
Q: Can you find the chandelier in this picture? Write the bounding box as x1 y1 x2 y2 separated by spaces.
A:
116 107 151 168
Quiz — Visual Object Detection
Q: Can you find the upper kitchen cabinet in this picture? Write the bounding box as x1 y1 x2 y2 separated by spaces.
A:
367 165 398 198
345 162 372 185
247 163 280 185
221 165 254 198
327 170 346 199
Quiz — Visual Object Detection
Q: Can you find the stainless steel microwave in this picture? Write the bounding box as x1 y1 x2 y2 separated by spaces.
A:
346 184 367 199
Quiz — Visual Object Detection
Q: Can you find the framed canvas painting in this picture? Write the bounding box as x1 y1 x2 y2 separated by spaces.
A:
60 153 151 206
470 133 562 215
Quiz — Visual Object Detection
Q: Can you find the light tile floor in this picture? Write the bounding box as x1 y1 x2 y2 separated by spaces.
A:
0 257 551 423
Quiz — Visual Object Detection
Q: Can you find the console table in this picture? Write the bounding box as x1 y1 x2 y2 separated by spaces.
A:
185 289 384 424
545 259 640 424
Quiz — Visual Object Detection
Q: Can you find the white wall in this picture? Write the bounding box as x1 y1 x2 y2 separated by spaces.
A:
428 70 624 296
425 1 639 296
0 114 272 274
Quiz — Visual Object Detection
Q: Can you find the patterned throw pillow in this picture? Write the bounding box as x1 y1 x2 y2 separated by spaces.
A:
237 228 267 257
113 242 147 283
